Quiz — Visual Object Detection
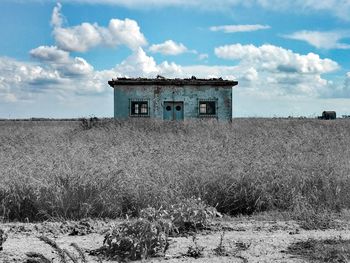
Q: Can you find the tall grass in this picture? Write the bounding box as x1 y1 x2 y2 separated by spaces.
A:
0 118 349 221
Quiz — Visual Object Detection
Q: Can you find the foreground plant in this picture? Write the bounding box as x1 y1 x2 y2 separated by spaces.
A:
94 198 217 261
93 218 170 261
25 236 96 263
140 197 219 234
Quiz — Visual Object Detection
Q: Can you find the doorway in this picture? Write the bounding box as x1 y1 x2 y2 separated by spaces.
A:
163 101 184 120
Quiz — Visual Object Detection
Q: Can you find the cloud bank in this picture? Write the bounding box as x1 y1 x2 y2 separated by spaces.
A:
1 2 349 112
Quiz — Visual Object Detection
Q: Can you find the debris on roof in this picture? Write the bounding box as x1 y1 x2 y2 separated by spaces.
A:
108 76 238 87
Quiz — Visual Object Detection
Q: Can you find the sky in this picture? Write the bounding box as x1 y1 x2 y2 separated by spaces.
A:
0 0 350 118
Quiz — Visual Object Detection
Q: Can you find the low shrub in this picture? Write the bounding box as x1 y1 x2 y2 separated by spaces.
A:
98 218 169 261
95 199 217 261
140 197 218 234
79 117 99 130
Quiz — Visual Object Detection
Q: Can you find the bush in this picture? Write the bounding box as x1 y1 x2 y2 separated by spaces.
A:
140 197 218 234
79 117 99 130
96 199 217 261
99 218 169 261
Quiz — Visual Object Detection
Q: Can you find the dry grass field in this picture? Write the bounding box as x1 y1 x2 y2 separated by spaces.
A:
1 118 350 262
1 118 350 221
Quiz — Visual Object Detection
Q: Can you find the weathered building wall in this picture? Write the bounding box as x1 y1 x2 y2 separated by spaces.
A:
114 85 232 121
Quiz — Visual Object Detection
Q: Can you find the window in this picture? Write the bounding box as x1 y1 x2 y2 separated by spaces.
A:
130 100 149 117
198 100 217 116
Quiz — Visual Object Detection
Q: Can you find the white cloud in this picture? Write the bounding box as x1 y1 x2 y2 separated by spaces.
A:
112 47 237 79
53 23 102 52
197 53 209 61
0 45 117 102
344 72 350 96
101 18 148 50
51 3 147 52
29 45 70 62
210 24 270 33
283 30 350 50
0 57 62 102
115 47 159 76
149 40 188 55
326 72 350 98
241 67 258 81
214 43 340 97
112 45 344 99
51 2 63 27
30 46 94 76
215 44 339 74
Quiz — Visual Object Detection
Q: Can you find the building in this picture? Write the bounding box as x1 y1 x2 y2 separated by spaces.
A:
108 76 238 121
321 111 336 120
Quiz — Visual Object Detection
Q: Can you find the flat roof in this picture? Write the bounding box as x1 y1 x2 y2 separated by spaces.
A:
108 77 238 87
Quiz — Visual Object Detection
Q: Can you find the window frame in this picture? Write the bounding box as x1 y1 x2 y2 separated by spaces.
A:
198 99 218 118
129 99 150 117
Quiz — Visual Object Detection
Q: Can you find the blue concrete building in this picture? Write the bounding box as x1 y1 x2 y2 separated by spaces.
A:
108 76 238 121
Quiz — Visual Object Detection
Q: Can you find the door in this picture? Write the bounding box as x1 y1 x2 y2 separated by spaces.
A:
163 101 184 120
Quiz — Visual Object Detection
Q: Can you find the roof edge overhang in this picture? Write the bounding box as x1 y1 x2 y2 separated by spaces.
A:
108 77 238 88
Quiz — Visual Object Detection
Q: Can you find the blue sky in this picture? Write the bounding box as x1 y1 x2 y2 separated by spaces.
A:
0 0 350 118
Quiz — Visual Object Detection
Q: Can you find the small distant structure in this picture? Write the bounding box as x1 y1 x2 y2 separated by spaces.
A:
108 76 238 121
342 115 350 119
318 111 336 120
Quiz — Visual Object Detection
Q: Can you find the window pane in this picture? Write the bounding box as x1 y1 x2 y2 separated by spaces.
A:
134 104 139 114
207 101 216 115
141 103 148 114
200 103 207 114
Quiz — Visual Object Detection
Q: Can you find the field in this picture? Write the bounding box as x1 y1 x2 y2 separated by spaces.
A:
1 118 350 262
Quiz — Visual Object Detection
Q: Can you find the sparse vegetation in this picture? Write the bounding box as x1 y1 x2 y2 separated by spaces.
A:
185 235 205 258
213 231 228 256
25 236 91 263
94 218 169 261
140 198 218 234
79 117 100 130
287 237 350 263
92 199 216 261
0 118 350 222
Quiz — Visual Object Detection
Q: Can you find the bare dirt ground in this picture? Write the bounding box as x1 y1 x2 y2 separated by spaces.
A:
1 215 350 263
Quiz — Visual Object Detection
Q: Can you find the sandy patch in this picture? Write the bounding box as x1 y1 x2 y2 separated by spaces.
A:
1 219 349 263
